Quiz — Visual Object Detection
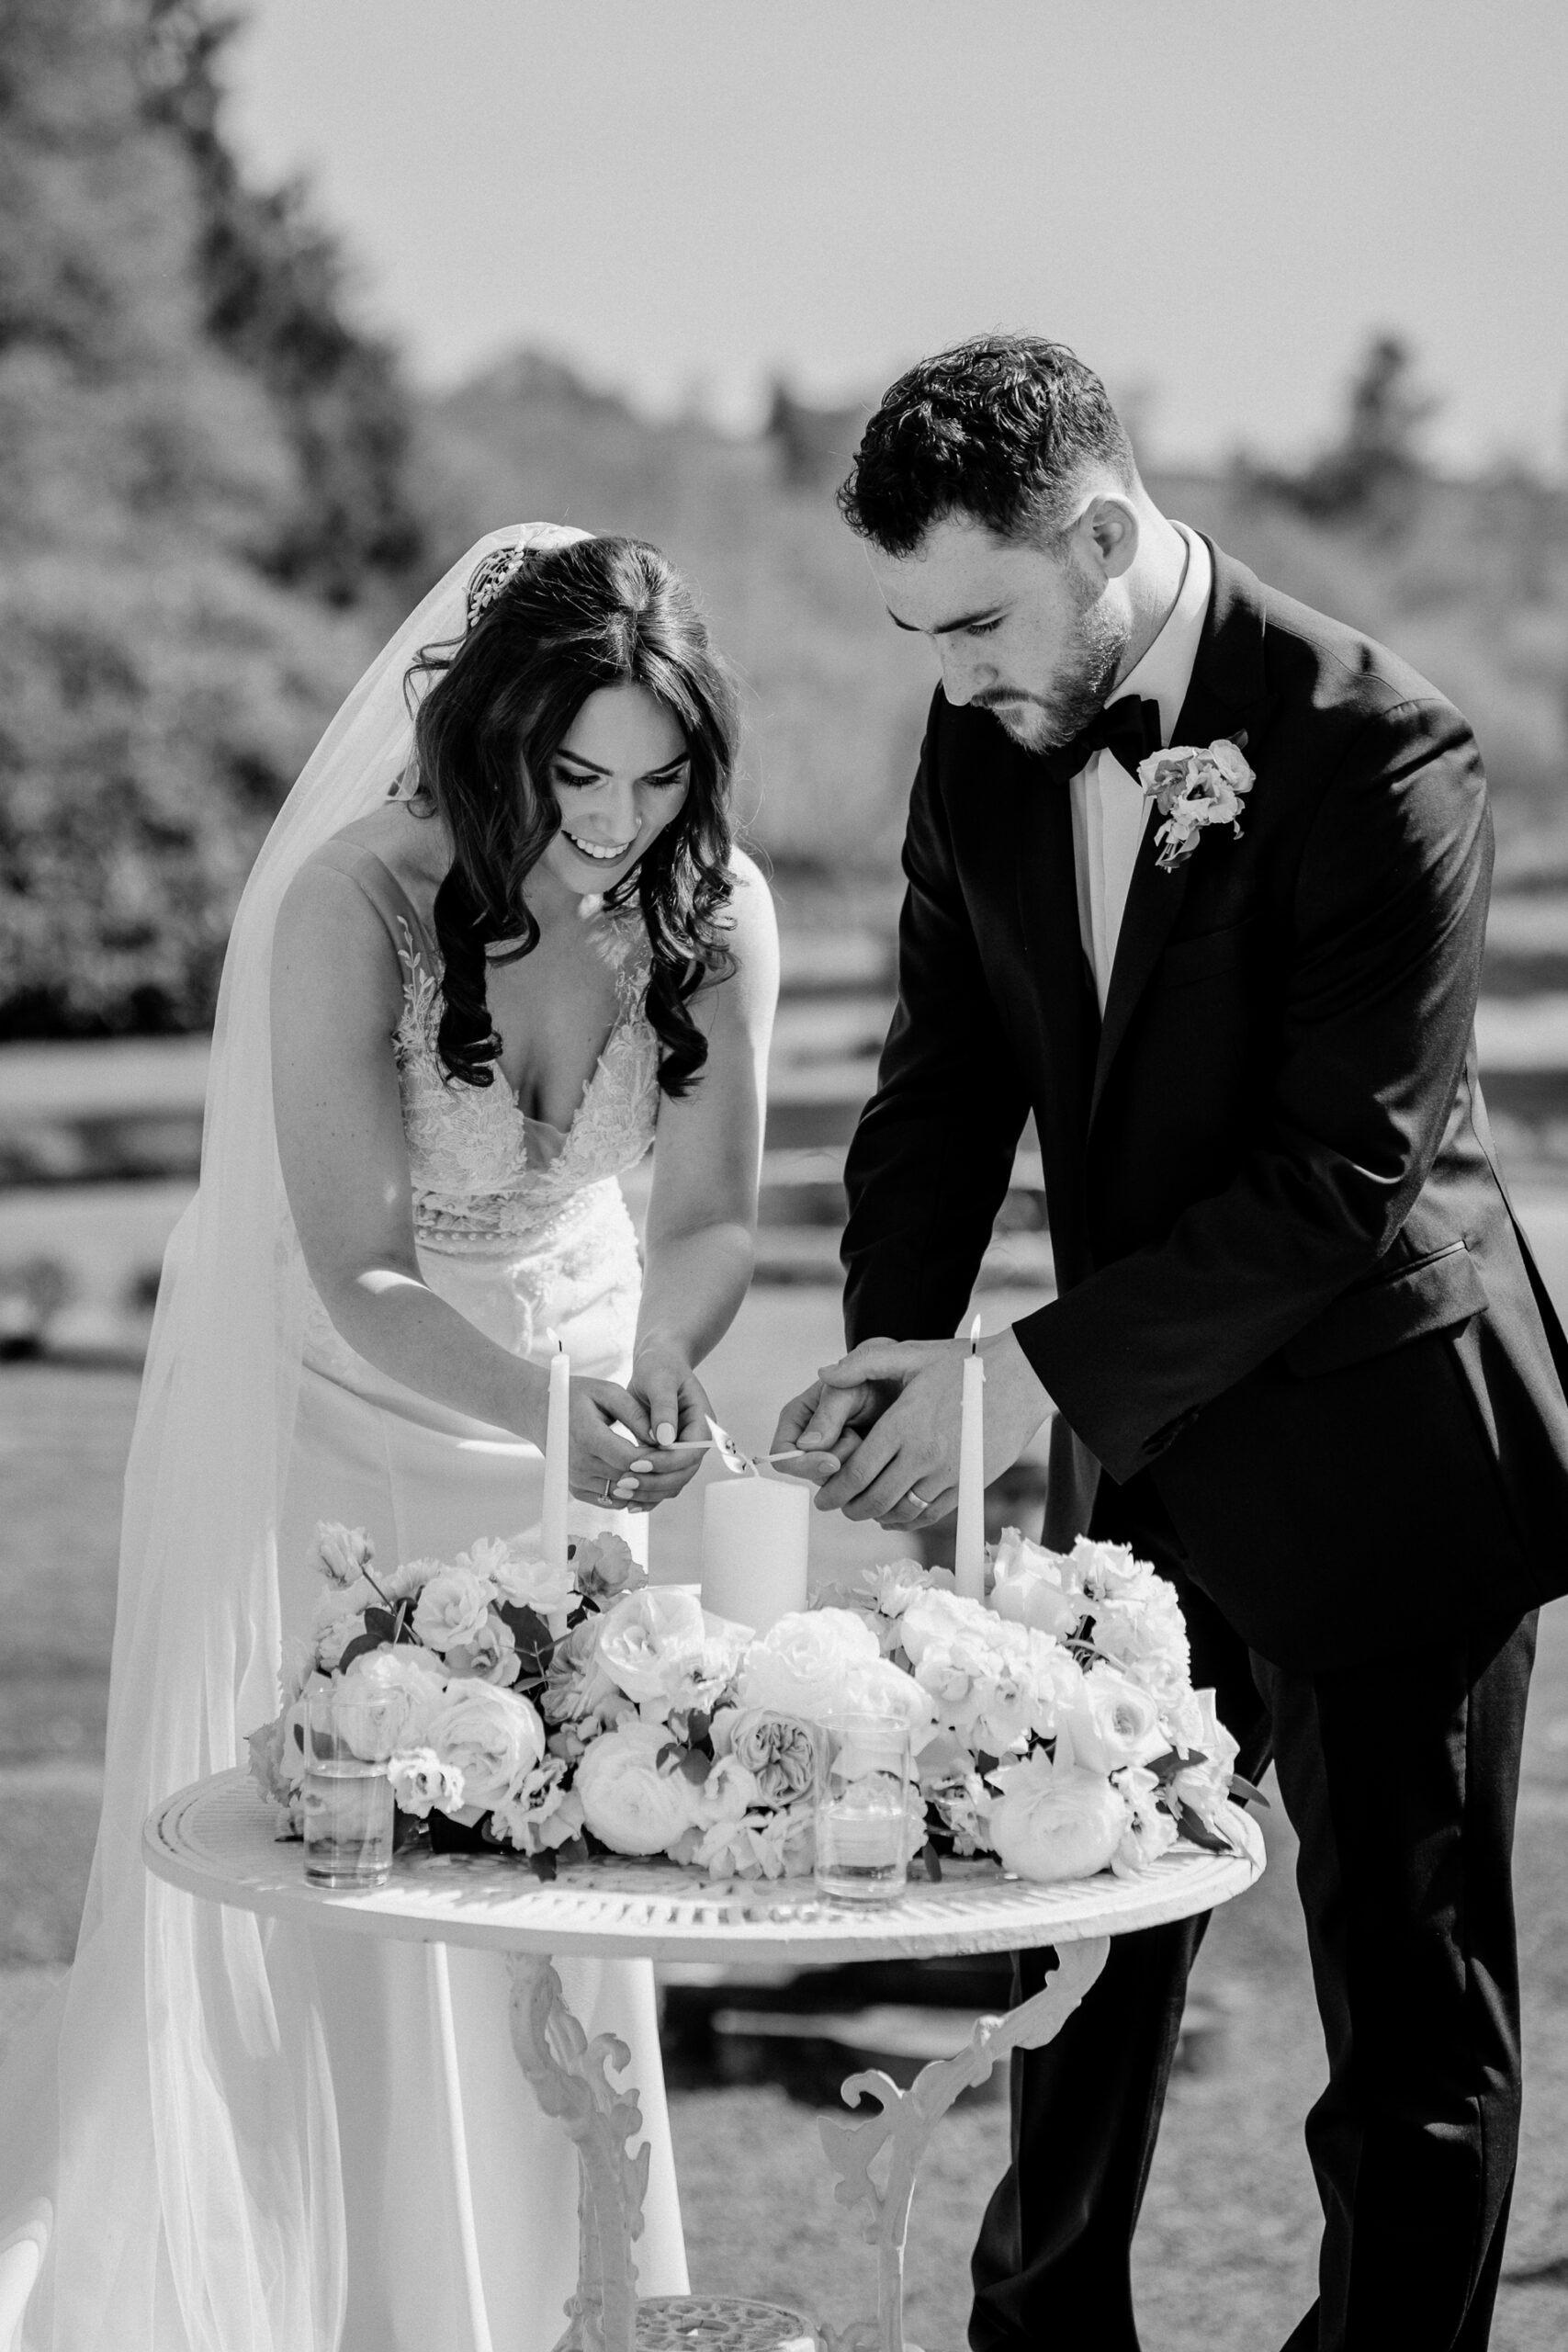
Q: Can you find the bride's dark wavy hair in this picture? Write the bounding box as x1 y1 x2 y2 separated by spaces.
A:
403 536 739 1099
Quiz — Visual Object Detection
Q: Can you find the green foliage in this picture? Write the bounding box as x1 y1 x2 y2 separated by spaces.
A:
0 0 398 1035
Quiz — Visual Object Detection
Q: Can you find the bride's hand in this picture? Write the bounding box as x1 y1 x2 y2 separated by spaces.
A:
622 1342 715 1509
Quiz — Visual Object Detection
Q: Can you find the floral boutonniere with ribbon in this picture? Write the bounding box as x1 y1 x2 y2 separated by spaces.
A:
1137 733 1255 874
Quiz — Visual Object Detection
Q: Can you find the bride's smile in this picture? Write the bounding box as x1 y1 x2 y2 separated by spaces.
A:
542 679 692 896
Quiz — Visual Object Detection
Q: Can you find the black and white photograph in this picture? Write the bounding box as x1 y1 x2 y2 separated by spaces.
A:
2 6 1567 2349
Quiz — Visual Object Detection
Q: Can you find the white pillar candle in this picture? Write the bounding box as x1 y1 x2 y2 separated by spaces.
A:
954 1316 987 1600
700 1475 810 1635
541 1333 570 1574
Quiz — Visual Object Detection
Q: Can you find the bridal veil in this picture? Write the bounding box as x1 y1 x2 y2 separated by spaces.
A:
0 526 586 2352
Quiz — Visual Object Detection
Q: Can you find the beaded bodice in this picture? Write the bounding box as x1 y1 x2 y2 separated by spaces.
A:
391 910 660 1256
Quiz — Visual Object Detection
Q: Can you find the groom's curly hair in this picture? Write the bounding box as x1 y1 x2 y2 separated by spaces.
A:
838 334 1138 557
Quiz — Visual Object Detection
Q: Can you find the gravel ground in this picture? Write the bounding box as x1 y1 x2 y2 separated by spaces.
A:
4 1281 1568 2348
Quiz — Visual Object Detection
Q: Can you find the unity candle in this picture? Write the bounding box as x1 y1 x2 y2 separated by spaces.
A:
700 1474 810 1634
541 1333 570 1574
954 1315 987 1600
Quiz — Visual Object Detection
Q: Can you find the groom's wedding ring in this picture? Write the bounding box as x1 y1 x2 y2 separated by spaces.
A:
905 1488 931 1512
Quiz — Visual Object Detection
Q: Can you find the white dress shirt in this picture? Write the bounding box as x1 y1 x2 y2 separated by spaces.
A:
1068 523 1213 1010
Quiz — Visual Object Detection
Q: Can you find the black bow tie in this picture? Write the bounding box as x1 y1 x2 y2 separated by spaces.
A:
1040 695 1163 786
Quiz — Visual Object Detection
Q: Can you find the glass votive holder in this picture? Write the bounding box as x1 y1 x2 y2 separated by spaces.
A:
814 1713 912 1902
301 1686 393 1888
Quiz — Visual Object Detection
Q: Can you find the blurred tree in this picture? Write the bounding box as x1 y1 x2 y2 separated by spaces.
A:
138 0 427 605
1257 331 1438 538
0 0 381 1035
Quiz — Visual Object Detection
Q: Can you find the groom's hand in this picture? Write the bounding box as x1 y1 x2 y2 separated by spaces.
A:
807 1329 1054 1529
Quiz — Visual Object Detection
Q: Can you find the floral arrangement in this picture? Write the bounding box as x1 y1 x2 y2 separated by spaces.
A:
248 1520 1259 1887
1137 733 1254 872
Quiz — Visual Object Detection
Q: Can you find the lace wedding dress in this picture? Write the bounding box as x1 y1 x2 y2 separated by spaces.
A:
271 840 688 2352
0 528 689 2352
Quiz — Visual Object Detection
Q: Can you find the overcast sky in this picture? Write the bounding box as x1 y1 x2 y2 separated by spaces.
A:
226 0 1567 472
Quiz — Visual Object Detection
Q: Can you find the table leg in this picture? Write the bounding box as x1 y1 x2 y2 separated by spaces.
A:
816 1936 1111 2352
506 1952 649 2352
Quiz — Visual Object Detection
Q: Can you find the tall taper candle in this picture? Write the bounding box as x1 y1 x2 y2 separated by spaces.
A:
954 1316 987 1600
542 1332 570 1574
701 1475 810 1635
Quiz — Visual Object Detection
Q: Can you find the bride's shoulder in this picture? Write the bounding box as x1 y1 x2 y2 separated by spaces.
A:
699 849 778 1020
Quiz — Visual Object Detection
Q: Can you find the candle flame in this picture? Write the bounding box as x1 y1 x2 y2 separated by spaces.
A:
705 1415 760 1476
968 1313 982 1351
545 1327 562 1354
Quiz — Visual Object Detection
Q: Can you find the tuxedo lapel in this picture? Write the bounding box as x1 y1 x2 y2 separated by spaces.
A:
1012 742 1099 1152
1088 544 1272 1133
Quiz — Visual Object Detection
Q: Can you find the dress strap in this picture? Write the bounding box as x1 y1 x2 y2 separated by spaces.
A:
312 838 440 974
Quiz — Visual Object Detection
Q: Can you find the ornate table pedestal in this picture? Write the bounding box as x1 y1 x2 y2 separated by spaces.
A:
146 1773 1262 2352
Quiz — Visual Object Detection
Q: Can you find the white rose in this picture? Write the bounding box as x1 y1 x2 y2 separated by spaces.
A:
412 1568 495 1654
897 1586 989 1666
988 1528 1086 1640
697 1753 762 1822
309 1521 375 1588
311 1579 378 1671
574 1718 704 1856
985 1747 1130 1883
425 1679 546 1815
334 1646 448 1760
746 1799 817 1880
490 1758 585 1855
388 1746 466 1818
737 1609 882 1724
441 1615 521 1689
1111 1767 1181 1878
1061 1663 1168 1777
596 1588 747 1717
1206 738 1254 791
464 1541 576 1631
840 1656 938 1735
380 1555 443 1604
1170 1688 1242 1824
1065 1535 1149 1599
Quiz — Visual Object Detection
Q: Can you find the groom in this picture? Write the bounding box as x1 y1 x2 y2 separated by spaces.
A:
773 335 1568 2352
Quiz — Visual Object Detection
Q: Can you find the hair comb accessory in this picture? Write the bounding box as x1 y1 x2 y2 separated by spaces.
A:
464 543 530 628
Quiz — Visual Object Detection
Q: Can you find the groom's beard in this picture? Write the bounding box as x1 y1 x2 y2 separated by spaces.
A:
975 586 1130 754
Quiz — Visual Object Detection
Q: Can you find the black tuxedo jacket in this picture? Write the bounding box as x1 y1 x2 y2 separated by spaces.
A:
841 541 1568 1670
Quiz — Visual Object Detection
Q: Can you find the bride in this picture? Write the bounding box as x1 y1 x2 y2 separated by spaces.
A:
0 526 778 2352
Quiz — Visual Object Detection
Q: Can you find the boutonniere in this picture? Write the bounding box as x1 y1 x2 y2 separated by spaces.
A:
1137 732 1254 874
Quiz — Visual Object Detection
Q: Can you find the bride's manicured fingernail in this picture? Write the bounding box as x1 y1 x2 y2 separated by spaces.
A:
656 1423 676 1446
629 1458 652 1473
615 1476 637 1494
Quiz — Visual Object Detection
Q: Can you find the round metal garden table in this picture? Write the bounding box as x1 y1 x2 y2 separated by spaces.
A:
145 1770 1263 2352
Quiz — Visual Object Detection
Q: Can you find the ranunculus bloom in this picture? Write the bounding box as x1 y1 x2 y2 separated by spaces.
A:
333 1646 448 1760
412 1567 495 1655
574 1718 704 1856
309 1521 376 1588
728 1708 820 1804
388 1746 466 1818
1060 1664 1168 1777
986 1746 1130 1883
424 1679 545 1815
738 1609 881 1724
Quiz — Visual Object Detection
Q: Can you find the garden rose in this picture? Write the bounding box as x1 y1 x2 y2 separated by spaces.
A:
1169 1688 1241 1825
595 1588 746 1718
412 1567 495 1655
727 1708 820 1804
440 1616 521 1688
334 1645 448 1760
574 1718 704 1855
1060 1664 1168 1776
308 1521 376 1588
425 1679 546 1815
570 1532 644 1601
985 1746 1130 1883
737 1609 881 1724
841 1655 939 1734
696 1753 761 1822
462 1541 576 1631
988 1528 1087 1640
387 1746 466 1818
